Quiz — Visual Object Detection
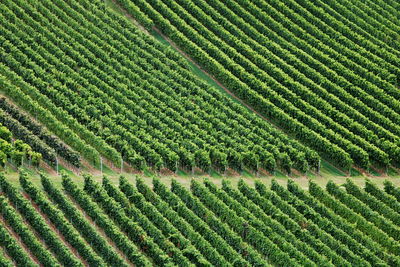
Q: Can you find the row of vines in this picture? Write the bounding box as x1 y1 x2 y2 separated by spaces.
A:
122 0 400 169
0 172 399 266
0 0 320 174
0 121 42 168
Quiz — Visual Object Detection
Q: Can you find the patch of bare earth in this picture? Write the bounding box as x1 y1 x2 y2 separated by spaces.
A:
257 168 273 177
291 168 307 178
225 168 240 177
369 166 388 177
39 161 57 176
192 167 208 176
57 157 81 175
160 168 176 176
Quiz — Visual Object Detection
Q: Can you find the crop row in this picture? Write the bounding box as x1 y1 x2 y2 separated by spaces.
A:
0 122 42 167
0 0 319 173
1 172 399 266
126 0 400 168
0 97 80 168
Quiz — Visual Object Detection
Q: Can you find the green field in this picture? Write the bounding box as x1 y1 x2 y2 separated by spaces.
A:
1 0 400 176
1 0 400 265
1 171 400 266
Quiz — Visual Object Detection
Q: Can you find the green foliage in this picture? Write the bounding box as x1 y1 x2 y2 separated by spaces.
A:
61 172 152 266
0 173 82 266
0 0 320 174
0 192 59 266
125 177 229 266
129 0 400 170
0 121 45 167
327 180 400 240
365 180 400 215
0 218 37 267
20 173 106 266
103 176 197 266
1 173 400 266
0 97 81 167
384 180 400 202
83 175 175 266
41 173 128 266
0 151 7 167
309 180 400 255
0 126 11 143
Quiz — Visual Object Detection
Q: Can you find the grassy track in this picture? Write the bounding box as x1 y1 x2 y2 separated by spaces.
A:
2 164 399 191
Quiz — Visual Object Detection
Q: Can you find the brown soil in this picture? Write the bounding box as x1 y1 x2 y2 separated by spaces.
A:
80 158 100 175
224 168 240 177
159 168 176 176
257 168 273 177
39 161 57 176
57 157 81 175
192 167 208 177
353 166 373 177
369 166 388 176
290 168 307 178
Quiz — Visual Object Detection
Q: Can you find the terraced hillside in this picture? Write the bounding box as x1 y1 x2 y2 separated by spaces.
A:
0 172 399 266
123 0 400 170
0 0 321 175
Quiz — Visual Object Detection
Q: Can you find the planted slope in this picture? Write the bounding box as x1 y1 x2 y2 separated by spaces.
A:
125 0 400 168
0 97 81 168
0 122 43 168
1 173 400 265
0 0 318 174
